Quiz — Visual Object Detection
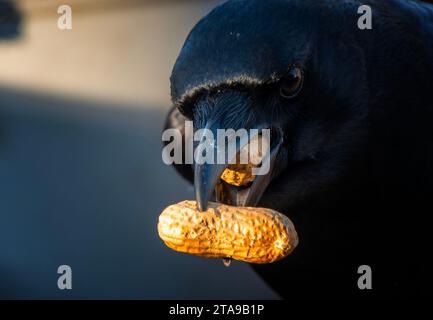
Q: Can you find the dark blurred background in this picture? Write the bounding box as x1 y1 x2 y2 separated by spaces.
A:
0 0 278 299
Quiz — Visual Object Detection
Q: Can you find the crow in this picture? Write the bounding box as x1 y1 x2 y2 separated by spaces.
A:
164 0 433 298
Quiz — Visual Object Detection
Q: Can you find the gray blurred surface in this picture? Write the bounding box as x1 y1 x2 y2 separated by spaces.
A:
0 87 279 299
0 0 223 107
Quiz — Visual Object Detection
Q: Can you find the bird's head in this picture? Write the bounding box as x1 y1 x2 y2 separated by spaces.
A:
168 0 374 213
163 0 433 297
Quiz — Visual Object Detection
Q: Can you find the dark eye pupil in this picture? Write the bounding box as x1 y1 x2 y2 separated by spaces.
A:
280 67 303 98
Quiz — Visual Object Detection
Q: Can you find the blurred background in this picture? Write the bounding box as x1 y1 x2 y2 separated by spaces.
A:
0 0 279 299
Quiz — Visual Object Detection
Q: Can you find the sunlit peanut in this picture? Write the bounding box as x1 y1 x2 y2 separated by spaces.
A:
158 200 298 264
220 163 256 187
220 134 270 187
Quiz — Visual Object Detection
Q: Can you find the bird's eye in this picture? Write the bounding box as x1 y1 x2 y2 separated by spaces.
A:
279 66 303 99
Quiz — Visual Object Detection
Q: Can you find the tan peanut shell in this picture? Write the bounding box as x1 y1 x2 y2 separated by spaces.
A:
158 200 298 264
220 164 256 187
220 134 269 187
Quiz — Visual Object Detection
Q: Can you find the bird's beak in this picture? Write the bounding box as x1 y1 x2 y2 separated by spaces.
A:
194 123 283 211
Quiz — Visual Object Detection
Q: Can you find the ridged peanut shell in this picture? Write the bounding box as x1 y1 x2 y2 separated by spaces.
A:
158 200 298 264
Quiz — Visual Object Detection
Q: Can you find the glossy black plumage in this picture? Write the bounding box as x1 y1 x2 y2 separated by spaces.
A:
165 0 433 298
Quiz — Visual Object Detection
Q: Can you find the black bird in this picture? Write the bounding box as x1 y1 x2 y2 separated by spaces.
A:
164 0 433 298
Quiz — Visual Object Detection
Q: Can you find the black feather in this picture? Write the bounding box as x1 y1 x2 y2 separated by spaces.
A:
165 0 433 298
